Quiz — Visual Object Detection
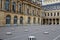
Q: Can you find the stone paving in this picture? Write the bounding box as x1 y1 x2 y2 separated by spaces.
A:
0 25 60 40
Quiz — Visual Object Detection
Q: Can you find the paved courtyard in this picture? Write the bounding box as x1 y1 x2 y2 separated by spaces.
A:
0 25 60 40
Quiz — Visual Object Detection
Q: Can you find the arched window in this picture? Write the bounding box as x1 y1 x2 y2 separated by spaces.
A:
6 15 11 24
12 2 16 12
14 16 17 24
28 17 31 24
20 16 23 24
5 0 9 11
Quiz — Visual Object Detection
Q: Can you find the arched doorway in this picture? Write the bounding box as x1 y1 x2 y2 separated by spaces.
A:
20 16 23 24
53 19 55 25
56 19 59 25
33 17 36 24
46 19 48 24
14 16 17 24
28 17 31 24
6 15 11 24
43 19 45 25
49 19 52 25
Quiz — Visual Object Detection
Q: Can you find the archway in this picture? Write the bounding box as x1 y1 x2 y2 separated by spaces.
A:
33 17 36 24
43 19 45 25
53 19 55 25
49 19 52 25
46 19 48 24
28 17 31 24
6 15 11 24
56 19 59 25
14 16 17 24
20 16 23 24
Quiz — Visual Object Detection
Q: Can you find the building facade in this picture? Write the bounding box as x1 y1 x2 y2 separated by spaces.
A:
42 0 60 25
0 0 42 26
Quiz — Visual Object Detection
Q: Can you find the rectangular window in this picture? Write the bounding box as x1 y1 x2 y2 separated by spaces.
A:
45 13 46 16
5 1 9 11
19 4 21 13
27 9 29 15
0 0 2 10
54 13 56 16
51 13 52 16
12 2 16 12
48 13 49 16
33 10 34 15
57 12 59 16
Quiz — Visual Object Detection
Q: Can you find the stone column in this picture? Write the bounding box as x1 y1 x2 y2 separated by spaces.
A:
30 17 33 25
23 16 27 25
0 12 5 26
2 0 5 10
17 16 20 25
11 15 14 26
36 17 38 24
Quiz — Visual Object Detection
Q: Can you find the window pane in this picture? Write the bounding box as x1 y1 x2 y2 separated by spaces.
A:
5 1 9 11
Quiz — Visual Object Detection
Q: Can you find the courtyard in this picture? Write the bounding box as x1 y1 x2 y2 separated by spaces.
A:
0 25 60 40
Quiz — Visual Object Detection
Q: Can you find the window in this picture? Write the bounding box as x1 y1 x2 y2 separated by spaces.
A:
27 8 29 15
20 16 23 24
6 15 11 24
12 2 16 12
48 13 49 16
51 13 52 16
5 0 9 11
28 17 31 24
19 4 22 13
33 10 34 15
57 12 59 16
45 13 46 16
0 0 2 9
14 16 17 24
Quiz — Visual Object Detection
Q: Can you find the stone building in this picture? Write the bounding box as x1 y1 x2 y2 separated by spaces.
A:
42 0 60 25
0 0 42 26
